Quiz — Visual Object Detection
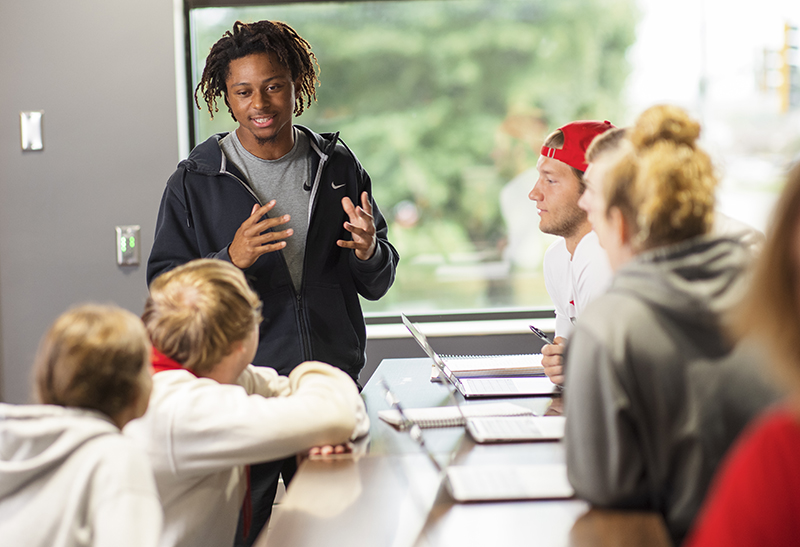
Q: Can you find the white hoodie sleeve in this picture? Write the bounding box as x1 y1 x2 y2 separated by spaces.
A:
160 361 368 475
236 365 291 397
288 362 370 440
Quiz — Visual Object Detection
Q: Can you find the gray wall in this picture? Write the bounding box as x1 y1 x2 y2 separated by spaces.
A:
0 0 179 402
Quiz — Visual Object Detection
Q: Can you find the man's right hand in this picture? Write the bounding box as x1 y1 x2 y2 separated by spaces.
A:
542 336 566 386
229 201 293 269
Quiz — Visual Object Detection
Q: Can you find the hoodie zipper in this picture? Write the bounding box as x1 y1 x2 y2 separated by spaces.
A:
295 294 313 360
208 131 339 363
219 149 317 361
292 130 338 361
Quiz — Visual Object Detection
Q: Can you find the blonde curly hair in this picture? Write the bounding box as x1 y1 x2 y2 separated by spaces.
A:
603 105 716 251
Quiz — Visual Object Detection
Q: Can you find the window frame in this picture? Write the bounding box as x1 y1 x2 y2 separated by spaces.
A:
179 0 558 326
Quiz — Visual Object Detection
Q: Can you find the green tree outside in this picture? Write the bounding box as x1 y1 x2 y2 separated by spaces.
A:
189 0 638 312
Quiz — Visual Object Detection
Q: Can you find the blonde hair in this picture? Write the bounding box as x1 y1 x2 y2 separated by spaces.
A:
585 127 628 163
734 162 800 391
603 105 716 251
143 259 263 374
34 304 149 419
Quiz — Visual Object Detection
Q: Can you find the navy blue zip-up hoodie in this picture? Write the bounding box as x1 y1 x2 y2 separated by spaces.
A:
147 126 398 381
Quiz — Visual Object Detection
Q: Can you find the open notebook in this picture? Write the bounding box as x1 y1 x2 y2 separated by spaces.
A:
401 313 559 398
378 402 566 443
378 401 534 428
379 378 574 502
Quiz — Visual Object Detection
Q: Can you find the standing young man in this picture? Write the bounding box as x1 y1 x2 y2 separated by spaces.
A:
149 20 397 382
528 121 614 385
147 20 397 545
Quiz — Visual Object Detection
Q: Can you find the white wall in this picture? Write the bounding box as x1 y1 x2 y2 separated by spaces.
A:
0 0 180 402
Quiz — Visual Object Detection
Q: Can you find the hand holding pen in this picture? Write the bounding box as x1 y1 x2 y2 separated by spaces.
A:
529 325 565 387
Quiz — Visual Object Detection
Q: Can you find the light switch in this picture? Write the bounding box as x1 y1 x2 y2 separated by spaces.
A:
116 225 141 266
20 111 44 151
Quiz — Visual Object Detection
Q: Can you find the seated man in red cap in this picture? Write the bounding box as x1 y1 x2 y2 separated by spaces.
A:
528 120 616 386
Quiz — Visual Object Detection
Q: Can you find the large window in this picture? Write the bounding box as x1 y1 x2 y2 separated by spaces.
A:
186 0 800 315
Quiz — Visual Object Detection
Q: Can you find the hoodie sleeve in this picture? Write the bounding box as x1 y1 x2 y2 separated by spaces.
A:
147 168 232 286
347 165 399 301
236 364 291 398
563 325 651 509
165 361 368 474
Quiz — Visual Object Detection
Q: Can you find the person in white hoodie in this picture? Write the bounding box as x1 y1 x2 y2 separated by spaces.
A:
124 258 369 547
0 304 162 547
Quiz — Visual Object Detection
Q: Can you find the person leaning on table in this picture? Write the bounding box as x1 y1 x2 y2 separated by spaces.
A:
124 258 368 547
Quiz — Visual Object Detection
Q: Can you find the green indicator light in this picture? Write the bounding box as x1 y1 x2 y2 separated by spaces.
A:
129 236 136 248
120 237 127 253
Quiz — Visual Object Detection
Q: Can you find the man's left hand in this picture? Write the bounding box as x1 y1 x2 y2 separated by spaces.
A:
337 192 377 261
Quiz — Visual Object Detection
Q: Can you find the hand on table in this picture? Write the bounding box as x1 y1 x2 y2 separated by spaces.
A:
298 443 353 465
229 201 293 269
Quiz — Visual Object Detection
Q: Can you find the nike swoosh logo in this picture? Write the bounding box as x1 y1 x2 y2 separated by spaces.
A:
331 181 346 190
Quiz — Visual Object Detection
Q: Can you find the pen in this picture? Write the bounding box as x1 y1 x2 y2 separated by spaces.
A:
529 325 555 345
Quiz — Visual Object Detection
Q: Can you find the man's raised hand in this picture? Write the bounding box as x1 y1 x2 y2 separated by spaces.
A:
337 191 377 261
229 201 293 269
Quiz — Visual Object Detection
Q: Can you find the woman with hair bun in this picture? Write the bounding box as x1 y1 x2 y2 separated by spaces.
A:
0 304 161 547
563 105 777 544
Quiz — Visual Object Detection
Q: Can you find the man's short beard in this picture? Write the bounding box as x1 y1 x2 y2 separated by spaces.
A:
540 205 588 239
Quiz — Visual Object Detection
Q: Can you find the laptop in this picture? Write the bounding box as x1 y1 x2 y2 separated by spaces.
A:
466 415 566 443
380 378 574 502
401 313 560 398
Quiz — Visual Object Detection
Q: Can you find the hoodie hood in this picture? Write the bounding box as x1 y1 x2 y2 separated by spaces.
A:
178 125 338 176
0 403 117 499
611 235 749 332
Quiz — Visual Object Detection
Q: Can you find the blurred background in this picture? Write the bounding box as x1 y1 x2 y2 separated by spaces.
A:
188 0 800 316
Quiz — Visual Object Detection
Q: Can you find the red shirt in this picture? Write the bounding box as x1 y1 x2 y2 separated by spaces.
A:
684 406 800 547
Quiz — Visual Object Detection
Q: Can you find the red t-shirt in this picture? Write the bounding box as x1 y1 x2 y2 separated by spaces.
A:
684 406 800 547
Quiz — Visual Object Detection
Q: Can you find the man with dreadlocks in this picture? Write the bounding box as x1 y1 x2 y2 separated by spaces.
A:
147 20 397 545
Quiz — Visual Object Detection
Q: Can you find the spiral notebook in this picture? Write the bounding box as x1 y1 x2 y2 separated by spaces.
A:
378 401 534 429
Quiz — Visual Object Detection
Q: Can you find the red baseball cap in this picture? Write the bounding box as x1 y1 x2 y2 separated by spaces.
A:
540 120 615 172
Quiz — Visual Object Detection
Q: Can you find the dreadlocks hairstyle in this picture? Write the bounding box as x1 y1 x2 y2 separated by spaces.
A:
195 20 319 120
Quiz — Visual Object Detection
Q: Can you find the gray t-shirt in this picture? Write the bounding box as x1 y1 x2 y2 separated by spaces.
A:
220 128 312 290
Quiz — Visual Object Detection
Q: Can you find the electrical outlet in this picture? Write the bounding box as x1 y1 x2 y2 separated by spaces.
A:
116 225 141 266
